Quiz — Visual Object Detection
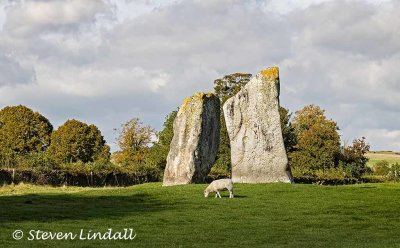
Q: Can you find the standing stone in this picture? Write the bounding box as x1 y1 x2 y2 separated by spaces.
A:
163 93 220 186
223 67 292 183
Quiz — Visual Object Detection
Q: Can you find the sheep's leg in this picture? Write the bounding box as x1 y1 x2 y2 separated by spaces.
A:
215 192 218 198
229 190 234 198
217 191 221 198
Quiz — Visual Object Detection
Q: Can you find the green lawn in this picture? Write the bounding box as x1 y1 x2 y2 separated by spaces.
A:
1 183 400 247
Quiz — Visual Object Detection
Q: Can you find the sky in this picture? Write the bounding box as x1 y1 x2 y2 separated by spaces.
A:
0 0 399 152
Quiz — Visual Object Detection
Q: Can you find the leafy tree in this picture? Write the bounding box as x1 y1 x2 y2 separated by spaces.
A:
289 105 341 177
340 137 371 178
210 113 232 176
113 118 155 167
47 119 110 164
214 73 252 103
0 105 53 165
146 111 177 170
279 106 297 153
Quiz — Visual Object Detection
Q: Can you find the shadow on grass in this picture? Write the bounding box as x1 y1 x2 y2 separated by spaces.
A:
233 195 247 198
0 192 172 224
207 195 247 198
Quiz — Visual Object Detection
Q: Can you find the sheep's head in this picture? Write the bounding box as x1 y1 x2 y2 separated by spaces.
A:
204 190 209 198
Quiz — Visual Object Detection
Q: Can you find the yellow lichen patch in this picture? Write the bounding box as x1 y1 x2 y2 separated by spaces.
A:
202 92 215 98
193 92 214 99
180 92 216 112
181 96 192 112
260 66 279 81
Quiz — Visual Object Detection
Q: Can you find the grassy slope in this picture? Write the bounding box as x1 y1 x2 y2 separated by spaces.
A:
366 151 400 167
1 183 400 248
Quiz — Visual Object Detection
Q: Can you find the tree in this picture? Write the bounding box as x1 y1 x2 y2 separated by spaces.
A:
146 111 177 170
279 106 297 153
214 73 252 103
289 105 341 176
340 137 371 178
47 119 110 164
113 118 155 167
211 113 232 176
0 105 53 164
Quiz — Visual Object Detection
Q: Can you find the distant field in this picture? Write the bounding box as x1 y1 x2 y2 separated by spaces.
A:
2 183 400 247
366 151 400 167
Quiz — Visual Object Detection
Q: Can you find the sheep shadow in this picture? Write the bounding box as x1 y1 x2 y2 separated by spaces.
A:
232 195 247 198
207 194 247 198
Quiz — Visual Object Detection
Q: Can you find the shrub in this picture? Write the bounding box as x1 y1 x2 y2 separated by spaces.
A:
315 167 346 181
373 160 390 175
113 118 155 167
0 105 53 162
15 152 56 170
386 163 400 182
47 119 110 164
290 105 341 175
340 137 371 179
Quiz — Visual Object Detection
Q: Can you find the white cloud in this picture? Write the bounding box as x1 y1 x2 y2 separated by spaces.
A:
109 0 180 23
264 0 332 14
3 0 110 37
35 63 170 97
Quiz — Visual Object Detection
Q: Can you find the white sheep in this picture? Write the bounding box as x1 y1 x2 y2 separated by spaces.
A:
204 179 234 198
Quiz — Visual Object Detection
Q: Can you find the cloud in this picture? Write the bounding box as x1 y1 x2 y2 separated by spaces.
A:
0 53 36 86
0 0 399 151
3 0 110 37
33 63 170 97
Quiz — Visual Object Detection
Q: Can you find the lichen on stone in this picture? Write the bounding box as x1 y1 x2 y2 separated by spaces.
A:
181 97 192 112
260 66 279 81
192 92 215 100
181 92 216 112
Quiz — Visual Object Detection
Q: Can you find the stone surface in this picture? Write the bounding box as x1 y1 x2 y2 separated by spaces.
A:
163 93 220 186
223 67 293 183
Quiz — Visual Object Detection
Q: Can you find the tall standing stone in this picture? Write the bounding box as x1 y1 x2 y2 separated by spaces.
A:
223 67 292 183
163 93 220 186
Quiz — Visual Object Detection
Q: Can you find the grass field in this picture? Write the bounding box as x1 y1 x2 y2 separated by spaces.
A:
366 151 400 167
1 183 400 247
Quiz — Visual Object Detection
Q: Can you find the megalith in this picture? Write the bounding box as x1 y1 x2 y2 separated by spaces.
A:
223 67 292 183
163 92 220 186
